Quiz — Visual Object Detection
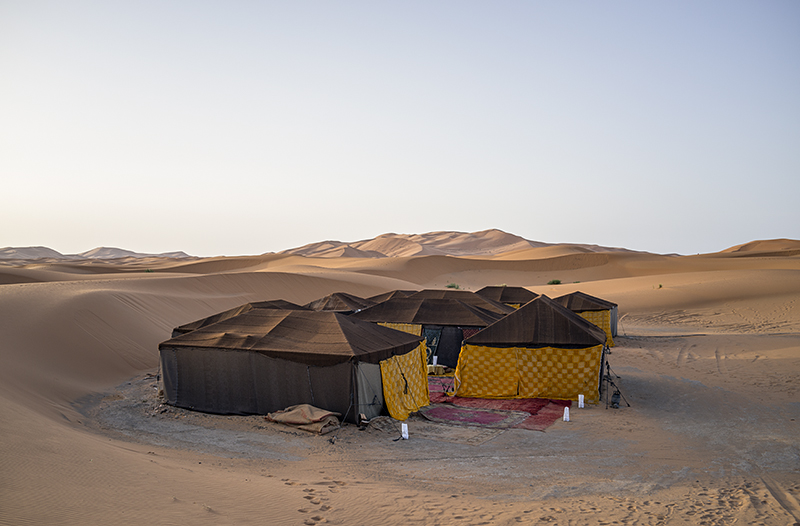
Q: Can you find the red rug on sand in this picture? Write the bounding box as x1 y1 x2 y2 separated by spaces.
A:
428 377 571 431
419 404 531 429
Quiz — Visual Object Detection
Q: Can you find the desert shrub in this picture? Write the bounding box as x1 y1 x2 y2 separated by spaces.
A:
445 283 460 289
547 279 561 285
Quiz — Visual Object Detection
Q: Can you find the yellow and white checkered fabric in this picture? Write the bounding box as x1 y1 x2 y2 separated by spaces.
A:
378 322 423 336
454 346 518 398
380 342 430 420
455 344 603 403
577 310 614 347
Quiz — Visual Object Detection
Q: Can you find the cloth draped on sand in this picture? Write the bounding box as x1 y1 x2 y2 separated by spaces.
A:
428 376 571 431
266 404 341 434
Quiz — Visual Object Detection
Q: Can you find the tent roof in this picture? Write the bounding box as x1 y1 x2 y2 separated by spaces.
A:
160 309 423 366
553 291 617 311
464 295 606 347
368 289 419 303
304 292 377 313
406 289 515 315
475 286 539 304
172 299 308 335
351 297 505 327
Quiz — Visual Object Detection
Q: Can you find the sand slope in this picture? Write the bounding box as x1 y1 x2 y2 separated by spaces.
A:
1 236 799 525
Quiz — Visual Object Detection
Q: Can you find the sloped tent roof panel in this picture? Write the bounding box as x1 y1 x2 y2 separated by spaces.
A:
464 295 606 348
475 286 539 305
368 290 419 303
304 292 377 312
172 299 309 336
553 291 617 312
407 289 516 315
351 298 504 327
160 310 423 367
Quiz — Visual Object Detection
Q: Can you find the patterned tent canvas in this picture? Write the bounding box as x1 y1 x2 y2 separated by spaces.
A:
457 296 606 403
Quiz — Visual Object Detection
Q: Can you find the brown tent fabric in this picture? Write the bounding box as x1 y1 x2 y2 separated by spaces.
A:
406 290 515 315
475 286 539 306
161 310 423 367
553 291 619 343
350 298 505 327
464 295 606 348
368 289 419 303
553 291 617 312
351 298 506 368
304 292 377 313
171 299 308 337
159 310 423 420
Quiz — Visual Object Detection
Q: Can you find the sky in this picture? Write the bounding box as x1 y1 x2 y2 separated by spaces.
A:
2 1 799 256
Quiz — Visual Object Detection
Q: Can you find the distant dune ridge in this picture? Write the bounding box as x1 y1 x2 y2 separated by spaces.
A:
0 246 192 260
279 229 643 258
4 230 800 262
1 229 634 261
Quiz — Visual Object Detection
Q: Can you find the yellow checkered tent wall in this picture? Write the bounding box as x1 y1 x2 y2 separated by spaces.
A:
455 344 604 403
380 342 430 420
577 310 614 347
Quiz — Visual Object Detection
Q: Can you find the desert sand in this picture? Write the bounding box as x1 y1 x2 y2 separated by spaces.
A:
1 232 799 525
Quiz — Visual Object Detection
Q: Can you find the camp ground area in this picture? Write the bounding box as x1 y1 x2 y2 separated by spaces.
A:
151 289 629 437
4 236 800 525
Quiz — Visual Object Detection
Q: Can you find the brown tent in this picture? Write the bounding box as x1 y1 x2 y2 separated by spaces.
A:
171 299 308 337
458 295 607 402
351 298 505 368
465 295 606 348
304 292 377 314
475 286 539 307
406 289 516 315
553 291 618 345
159 309 424 422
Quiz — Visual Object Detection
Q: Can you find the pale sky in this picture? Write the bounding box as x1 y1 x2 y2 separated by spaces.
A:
2 1 798 256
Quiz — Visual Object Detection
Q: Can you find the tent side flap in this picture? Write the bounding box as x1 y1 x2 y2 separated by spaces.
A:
355 362 384 420
380 343 430 420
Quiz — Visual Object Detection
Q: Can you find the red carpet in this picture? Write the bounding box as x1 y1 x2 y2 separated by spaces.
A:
428 376 571 431
419 404 530 429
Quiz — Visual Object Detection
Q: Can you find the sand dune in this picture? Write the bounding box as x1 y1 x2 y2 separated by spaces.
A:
720 238 800 254
0 246 192 261
1 236 799 525
279 229 641 258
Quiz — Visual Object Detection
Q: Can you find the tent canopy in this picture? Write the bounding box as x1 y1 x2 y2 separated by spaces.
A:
407 289 515 315
553 291 617 312
172 299 308 336
368 289 419 303
351 297 505 327
160 309 422 367
475 286 539 305
304 292 377 313
464 295 606 348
